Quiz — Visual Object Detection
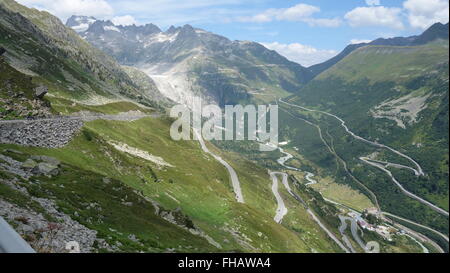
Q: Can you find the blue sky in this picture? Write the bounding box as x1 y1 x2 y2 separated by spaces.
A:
17 0 450 66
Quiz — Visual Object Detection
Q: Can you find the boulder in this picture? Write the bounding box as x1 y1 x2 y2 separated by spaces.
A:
30 155 61 166
32 162 59 176
34 85 48 99
22 159 38 169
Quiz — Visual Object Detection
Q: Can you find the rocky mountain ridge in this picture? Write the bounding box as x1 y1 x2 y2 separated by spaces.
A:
67 16 313 106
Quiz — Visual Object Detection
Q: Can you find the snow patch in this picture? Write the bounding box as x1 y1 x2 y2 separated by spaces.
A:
144 32 178 47
72 23 90 32
104 26 121 32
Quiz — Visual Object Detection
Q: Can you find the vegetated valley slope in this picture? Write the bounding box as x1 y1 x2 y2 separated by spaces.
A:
284 25 449 241
0 0 347 253
308 22 449 78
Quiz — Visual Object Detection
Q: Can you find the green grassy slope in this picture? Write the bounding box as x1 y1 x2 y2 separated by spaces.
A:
284 41 449 238
0 114 344 252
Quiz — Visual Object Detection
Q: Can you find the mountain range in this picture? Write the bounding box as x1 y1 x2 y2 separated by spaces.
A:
0 0 449 254
66 15 313 106
308 22 449 77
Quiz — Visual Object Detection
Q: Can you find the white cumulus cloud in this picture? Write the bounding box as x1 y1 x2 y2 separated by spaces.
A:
345 6 404 29
260 42 338 67
112 15 137 26
403 0 449 29
17 0 114 20
238 3 341 27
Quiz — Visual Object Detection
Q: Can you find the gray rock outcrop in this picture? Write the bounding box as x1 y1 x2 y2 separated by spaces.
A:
34 85 48 99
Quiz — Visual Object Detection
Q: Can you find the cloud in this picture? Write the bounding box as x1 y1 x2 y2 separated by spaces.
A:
276 3 320 21
17 0 114 20
365 0 380 6
350 39 373 44
112 15 137 26
238 3 341 27
260 42 338 67
110 0 249 26
403 0 449 29
345 6 404 29
303 18 342 27
16 0 246 26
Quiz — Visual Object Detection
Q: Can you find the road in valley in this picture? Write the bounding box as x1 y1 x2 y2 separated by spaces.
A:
279 107 381 210
339 216 366 251
279 99 449 218
360 157 449 217
279 99 425 176
382 212 449 242
307 209 350 253
268 169 350 253
193 129 245 203
276 98 448 253
338 216 357 253
269 172 288 223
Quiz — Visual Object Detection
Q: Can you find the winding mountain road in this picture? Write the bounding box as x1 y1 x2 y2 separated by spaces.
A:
305 172 317 186
269 169 350 253
360 157 448 217
279 99 449 218
193 129 245 203
339 216 366 251
307 209 350 253
269 172 288 223
382 212 449 242
279 99 425 176
338 216 357 253
276 98 448 252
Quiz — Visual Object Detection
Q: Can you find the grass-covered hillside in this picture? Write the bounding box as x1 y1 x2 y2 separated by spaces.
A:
0 111 347 252
284 39 449 246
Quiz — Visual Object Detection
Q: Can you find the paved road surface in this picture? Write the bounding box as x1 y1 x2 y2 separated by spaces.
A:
269 172 288 223
361 157 449 217
194 129 244 203
279 99 425 176
307 209 350 253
